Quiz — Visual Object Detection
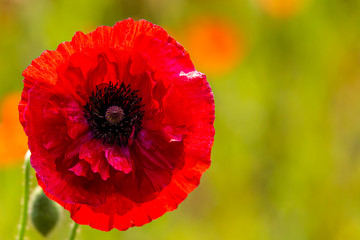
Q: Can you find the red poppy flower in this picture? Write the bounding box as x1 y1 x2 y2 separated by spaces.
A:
19 19 215 231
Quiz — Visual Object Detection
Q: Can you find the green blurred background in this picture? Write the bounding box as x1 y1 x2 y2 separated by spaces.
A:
1 0 360 239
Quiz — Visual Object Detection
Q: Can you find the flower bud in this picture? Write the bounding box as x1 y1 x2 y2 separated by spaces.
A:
30 187 60 236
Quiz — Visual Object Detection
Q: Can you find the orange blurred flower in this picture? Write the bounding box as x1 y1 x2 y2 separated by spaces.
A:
180 16 245 76
257 0 309 19
0 92 28 167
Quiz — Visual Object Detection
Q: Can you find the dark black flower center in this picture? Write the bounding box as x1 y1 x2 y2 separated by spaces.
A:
83 82 144 146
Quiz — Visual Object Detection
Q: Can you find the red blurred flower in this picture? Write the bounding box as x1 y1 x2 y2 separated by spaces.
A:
181 16 245 76
19 19 215 231
257 0 310 19
0 92 28 167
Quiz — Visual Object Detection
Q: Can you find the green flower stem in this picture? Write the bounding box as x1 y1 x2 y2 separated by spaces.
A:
69 222 79 240
17 151 31 240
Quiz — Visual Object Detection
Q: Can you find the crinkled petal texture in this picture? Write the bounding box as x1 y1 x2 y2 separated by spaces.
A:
19 19 214 231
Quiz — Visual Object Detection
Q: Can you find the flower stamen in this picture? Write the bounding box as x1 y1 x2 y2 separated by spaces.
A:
83 82 144 145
